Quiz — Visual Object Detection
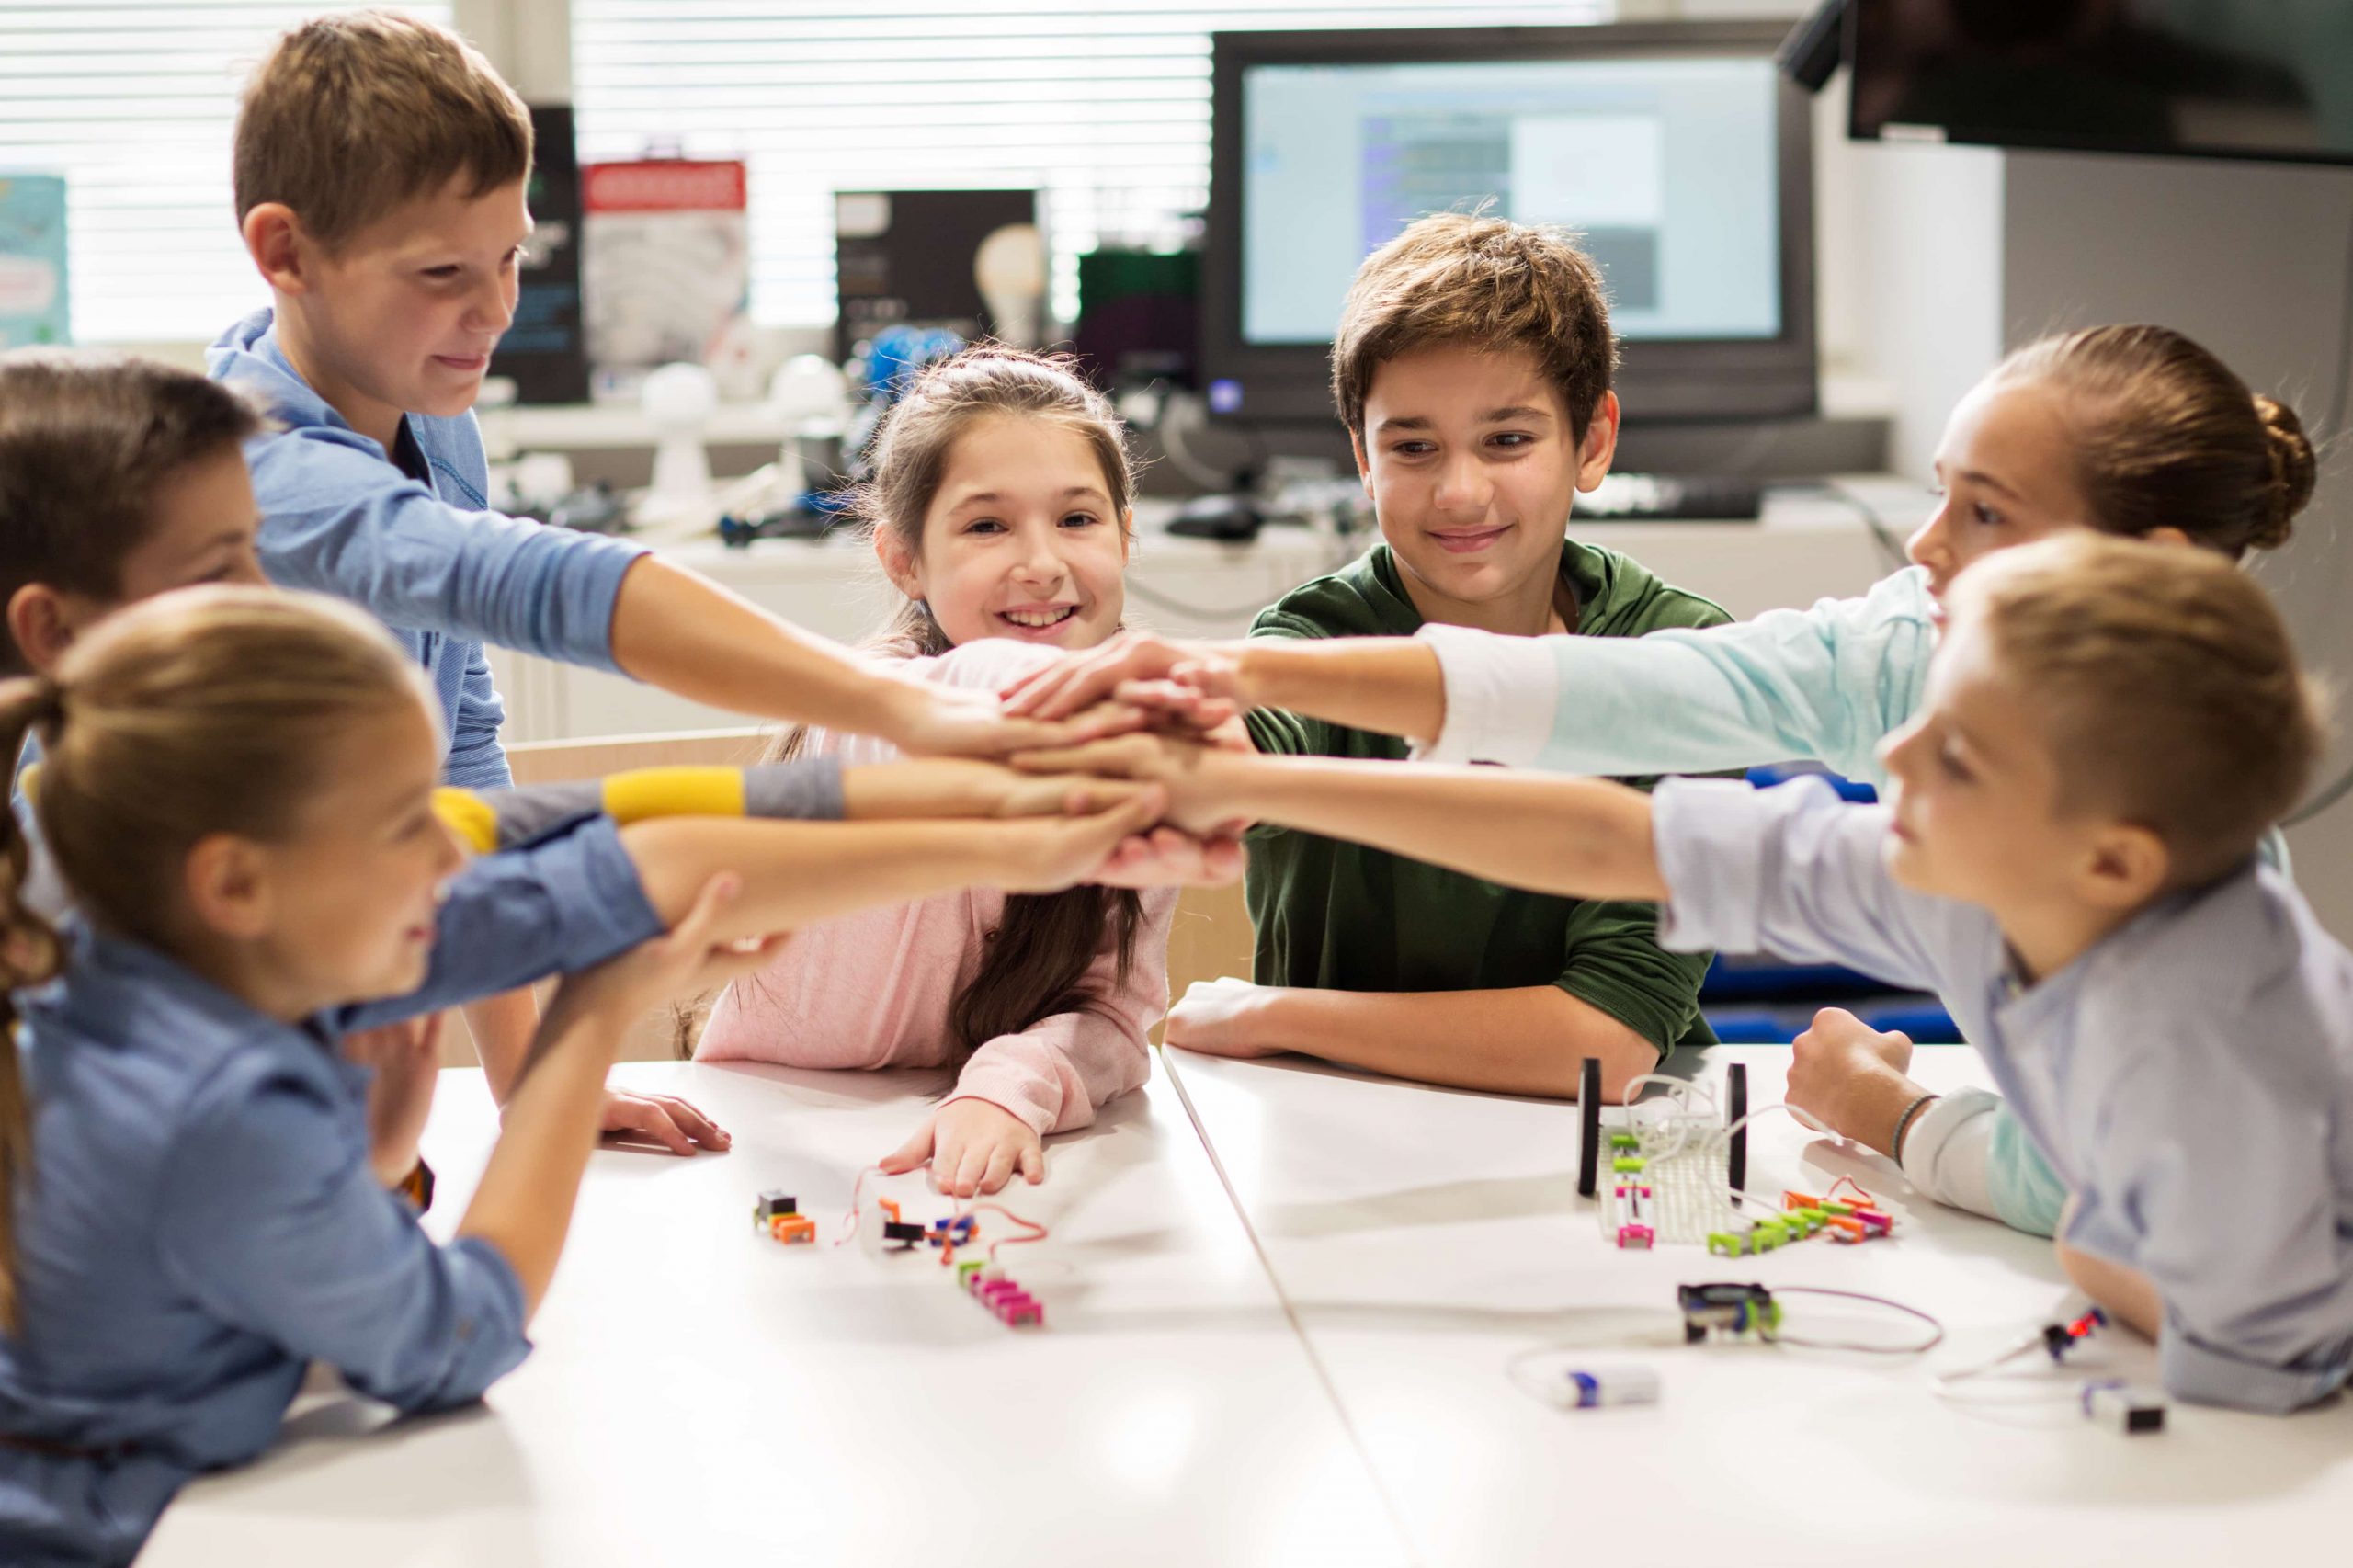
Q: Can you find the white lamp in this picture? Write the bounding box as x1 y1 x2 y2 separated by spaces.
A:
767 354 849 505
641 360 719 519
973 222 1047 347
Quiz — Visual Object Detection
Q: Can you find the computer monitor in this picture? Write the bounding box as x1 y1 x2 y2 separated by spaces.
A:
1202 22 1816 426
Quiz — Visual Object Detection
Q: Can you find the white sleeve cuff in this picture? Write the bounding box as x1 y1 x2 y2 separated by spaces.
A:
1897 1085 2004 1221
1409 623 1560 767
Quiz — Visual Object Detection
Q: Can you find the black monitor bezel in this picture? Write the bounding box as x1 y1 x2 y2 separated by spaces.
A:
1845 3 2353 169
1202 21 1819 426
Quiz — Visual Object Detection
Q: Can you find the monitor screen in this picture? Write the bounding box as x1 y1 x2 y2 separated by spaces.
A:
1849 1 2353 165
1240 55 1785 347
1202 23 1816 426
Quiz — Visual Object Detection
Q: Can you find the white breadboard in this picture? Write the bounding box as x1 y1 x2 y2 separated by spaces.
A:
1594 1114 1744 1246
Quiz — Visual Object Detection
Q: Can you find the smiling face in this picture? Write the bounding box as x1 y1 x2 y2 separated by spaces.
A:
1907 375 2095 622
1352 343 1616 628
878 412 1131 651
226 696 466 1014
264 173 529 449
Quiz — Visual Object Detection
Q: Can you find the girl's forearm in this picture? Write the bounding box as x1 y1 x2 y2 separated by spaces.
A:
618 816 1018 936
1211 754 1670 902
840 758 1008 820
457 1010 621 1315
1239 639 1446 743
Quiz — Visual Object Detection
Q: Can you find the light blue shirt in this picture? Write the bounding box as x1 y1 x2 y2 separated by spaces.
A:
0 814 665 1566
1654 776 2353 1415
1420 565 1937 788
206 309 649 790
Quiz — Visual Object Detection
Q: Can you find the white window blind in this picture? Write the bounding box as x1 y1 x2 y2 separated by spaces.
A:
0 2 453 345
573 2 1615 328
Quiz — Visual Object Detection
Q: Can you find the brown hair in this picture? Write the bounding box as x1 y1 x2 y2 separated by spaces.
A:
0 351 268 676
0 586 427 1328
755 347 1142 1058
233 9 532 251
1995 324 2317 558
1950 534 2328 888
1331 211 1618 440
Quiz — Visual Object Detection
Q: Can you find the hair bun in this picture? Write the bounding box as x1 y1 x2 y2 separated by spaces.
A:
2251 392 2317 551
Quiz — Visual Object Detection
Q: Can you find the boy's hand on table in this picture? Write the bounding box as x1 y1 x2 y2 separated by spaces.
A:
881 1097 1044 1198
1162 978 1291 1060
1786 1007 1919 1149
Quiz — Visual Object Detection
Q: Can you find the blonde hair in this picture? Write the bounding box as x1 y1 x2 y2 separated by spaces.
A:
1994 324 2316 558
0 351 268 675
1949 535 2327 887
1331 211 1617 439
0 587 428 1330
233 9 532 251
759 347 1141 1059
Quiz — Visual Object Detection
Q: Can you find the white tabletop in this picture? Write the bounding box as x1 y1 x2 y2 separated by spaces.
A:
141 1046 2353 1566
140 1061 1410 1568
1162 1044 2353 1568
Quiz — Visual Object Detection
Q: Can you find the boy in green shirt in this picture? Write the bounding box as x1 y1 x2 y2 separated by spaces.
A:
1162 214 1727 1101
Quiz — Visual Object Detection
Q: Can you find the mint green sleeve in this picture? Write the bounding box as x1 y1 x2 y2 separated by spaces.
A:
1986 1104 2069 1238
1427 569 1938 787
1542 570 1933 786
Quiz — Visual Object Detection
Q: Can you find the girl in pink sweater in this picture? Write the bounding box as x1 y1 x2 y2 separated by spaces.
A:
698 348 1210 1196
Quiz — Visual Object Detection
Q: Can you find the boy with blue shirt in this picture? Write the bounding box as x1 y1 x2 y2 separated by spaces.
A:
207 14 1113 1148
1023 534 2353 1413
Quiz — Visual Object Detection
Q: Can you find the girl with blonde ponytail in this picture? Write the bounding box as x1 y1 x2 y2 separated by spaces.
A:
0 586 1167 1566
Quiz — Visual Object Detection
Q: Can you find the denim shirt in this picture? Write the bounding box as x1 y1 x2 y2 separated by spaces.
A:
206 309 648 789
0 814 664 1566
1654 777 2353 1415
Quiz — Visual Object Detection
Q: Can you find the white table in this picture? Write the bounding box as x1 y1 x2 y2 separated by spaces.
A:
1160 1045 2353 1568
140 1062 1411 1568
486 486 1915 744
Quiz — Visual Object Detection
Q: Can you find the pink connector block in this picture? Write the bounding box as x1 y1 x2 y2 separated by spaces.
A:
1616 1223 1655 1250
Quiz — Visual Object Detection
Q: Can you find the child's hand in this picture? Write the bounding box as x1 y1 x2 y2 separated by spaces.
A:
1786 1007 1916 1143
989 789 1168 892
1163 978 1290 1060
346 1013 445 1186
598 1086 732 1156
889 679 1147 758
1008 732 1245 837
880 1097 1044 1197
1094 825 1246 888
1002 631 1245 723
979 765 1158 821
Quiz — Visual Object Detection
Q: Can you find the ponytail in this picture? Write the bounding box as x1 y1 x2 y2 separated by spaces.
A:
0 676 70 1334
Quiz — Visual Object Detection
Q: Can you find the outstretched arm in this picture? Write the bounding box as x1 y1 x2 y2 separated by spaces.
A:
1016 734 1667 903
1002 630 1445 743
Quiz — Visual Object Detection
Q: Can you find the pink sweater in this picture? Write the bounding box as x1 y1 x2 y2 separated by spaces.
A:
694 640 1174 1135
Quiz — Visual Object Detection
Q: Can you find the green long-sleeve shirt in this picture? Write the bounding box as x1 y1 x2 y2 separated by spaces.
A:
1242 541 1730 1056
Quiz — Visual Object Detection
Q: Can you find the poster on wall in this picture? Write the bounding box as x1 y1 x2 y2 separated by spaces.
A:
0 175 69 348
581 156 752 401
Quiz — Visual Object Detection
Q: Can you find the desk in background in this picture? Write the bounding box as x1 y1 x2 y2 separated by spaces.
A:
485 483 1921 744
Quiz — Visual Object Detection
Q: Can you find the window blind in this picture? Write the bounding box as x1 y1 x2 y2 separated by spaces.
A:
0 3 456 344
572 2 1614 327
